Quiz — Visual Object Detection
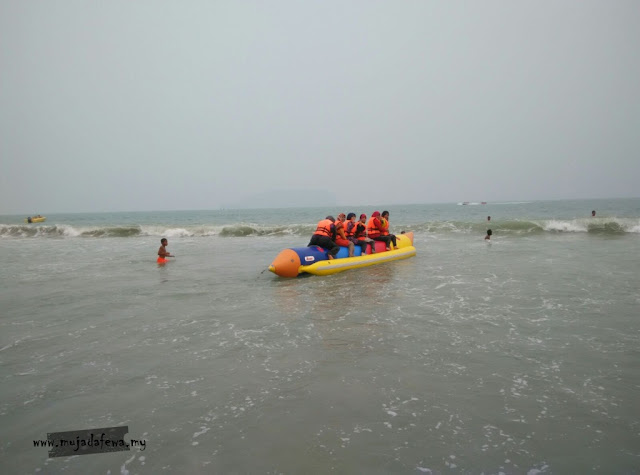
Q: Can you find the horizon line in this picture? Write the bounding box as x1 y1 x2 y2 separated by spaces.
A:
2 196 639 216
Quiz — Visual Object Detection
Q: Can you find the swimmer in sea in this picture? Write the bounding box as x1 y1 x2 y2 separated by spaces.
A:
485 229 492 240
157 238 174 263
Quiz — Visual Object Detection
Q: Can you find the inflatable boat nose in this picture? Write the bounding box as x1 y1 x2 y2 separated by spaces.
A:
269 249 301 277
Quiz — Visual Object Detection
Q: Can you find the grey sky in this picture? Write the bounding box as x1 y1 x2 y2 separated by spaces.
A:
1 1 639 213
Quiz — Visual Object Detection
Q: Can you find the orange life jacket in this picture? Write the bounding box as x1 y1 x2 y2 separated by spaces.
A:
380 218 389 236
353 222 367 239
367 217 381 238
314 219 334 237
335 220 347 239
345 220 357 237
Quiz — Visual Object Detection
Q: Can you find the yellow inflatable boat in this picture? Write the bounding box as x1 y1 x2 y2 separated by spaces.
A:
269 231 416 277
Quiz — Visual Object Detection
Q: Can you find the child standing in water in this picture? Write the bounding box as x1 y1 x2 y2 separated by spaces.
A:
157 238 174 263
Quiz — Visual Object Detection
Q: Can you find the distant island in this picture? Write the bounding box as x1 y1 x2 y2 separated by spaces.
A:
229 189 337 209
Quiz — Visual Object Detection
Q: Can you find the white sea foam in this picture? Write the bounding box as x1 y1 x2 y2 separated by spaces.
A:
527 465 549 474
541 220 588 232
159 227 191 237
193 426 210 438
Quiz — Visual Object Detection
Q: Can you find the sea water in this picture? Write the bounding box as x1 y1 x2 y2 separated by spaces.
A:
1 198 639 473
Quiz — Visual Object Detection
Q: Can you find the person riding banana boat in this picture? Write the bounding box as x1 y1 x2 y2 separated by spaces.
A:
268 210 416 277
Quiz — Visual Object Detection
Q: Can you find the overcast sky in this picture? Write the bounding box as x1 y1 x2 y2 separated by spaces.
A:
1 1 638 213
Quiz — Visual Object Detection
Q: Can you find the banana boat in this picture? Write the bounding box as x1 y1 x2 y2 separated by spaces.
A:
269 231 416 277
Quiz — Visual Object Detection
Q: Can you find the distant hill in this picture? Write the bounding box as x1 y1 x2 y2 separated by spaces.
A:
232 189 337 209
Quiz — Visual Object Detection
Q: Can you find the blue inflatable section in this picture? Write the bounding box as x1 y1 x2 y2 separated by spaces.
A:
336 245 367 258
290 246 329 265
291 244 369 264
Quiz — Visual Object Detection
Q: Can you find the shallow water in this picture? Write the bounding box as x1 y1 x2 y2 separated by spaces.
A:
1 199 639 473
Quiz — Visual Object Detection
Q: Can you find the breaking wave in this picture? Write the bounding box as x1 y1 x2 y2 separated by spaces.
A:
535 218 638 234
1 218 638 239
0 223 316 238
410 218 639 235
218 224 314 237
0 224 201 238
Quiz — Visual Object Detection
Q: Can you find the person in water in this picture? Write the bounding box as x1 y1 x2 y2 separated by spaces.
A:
592 210 596 217
485 229 492 240
334 213 355 257
380 211 398 249
347 213 375 254
157 238 174 263
308 216 340 260
487 216 491 221
367 211 393 251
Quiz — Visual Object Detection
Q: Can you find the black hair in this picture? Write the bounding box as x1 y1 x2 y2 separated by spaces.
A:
346 212 356 220
161 238 167 243
487 229 492 236
382 210 389 217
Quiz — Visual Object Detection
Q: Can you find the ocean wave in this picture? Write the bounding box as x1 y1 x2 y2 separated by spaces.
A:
0 223 317 239
0 224 190 238
409 220 545 234
218 224 314 237
417 218 639 235
2 218 638 239
79 226 143 237
0 225 80 238
538 220 588 233
535 218 639 234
